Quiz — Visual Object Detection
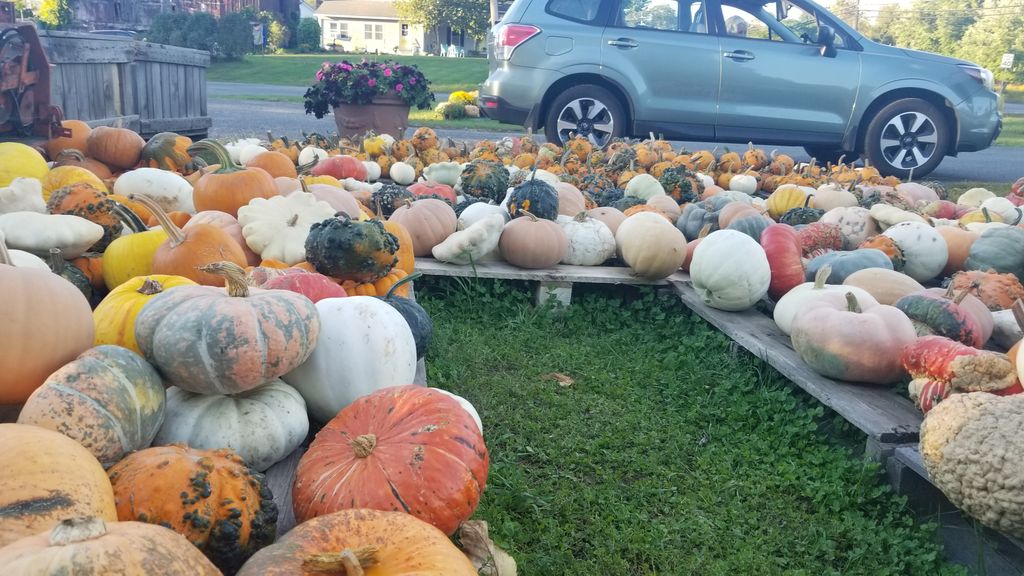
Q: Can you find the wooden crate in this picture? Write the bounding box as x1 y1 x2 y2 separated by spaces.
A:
37 30 211 138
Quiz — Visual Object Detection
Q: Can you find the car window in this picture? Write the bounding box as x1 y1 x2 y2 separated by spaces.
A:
617 0 709 34
721 0 848 47
548 0 604 22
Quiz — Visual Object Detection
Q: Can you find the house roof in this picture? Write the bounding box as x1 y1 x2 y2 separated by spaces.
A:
315 0 398 19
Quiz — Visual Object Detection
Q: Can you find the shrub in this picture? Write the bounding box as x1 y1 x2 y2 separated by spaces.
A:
436 102 467 120
448 91 476 106
185 13 219 52
217 13 253 60
297 18 322 52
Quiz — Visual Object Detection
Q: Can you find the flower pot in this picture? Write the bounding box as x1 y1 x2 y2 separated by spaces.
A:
333 95 410 141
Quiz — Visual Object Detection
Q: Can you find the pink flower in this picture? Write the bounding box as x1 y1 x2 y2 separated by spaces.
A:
409 77 416 85
340 63 352 71
383 68 393 77
368 78 377 87
395 83 403 92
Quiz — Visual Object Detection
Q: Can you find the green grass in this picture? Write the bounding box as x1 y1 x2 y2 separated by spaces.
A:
943 181 1013 202
996 114 1024 147
208 54 488 93
418 278 965 576
1004 84 1024 104
210 93 515 131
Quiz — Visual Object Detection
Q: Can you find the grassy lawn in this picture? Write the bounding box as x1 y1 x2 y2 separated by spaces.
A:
1004 84 1023 104
208 54 488 93
996 114 1023 147
419 278 965 575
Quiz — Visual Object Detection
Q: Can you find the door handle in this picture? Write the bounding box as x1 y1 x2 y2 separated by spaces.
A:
607 38 639 48
724 50 755 61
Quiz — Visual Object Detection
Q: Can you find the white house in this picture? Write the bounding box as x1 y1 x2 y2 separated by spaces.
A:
300 0 317 18
315 0 478 55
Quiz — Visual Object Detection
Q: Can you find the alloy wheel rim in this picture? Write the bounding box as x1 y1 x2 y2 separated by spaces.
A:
555 98 615 147
879 111 938 170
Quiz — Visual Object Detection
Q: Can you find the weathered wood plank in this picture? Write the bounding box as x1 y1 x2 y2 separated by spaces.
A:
39 37 133 64
264 447 303 539
134 43 211 67
141 116 212 134
670 275 922 444
416 258 686 285
86 115 141 130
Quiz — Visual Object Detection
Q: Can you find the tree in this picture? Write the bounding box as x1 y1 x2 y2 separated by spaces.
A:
38 0 72 29
958 0 1023 84
148 12 189 45
296 18 322 52
396 0 490 46
217 13 253 60
870 4 901 45
646 4 678 30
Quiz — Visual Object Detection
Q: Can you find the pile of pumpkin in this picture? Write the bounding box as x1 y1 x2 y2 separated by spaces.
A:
0 124 494 573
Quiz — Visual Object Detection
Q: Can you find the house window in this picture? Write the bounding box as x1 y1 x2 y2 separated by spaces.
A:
365 23 383 40
401 23 409 36
329 21 338 31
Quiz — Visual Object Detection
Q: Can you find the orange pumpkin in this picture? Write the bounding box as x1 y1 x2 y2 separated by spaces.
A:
130 194 246 286
936 226 979 276
45 119 91 160
0 424 117 547
293 386 489 535
0 235 94 404
0 517 221 575
246 150 298 179
190 140 278 217
53 149 114 180
388 199 457 257
340 268 411 297
237 509 477 576
186 210 260 266
107 444 278 574
146 210 192 228
87 126 145 171
108 193 154 222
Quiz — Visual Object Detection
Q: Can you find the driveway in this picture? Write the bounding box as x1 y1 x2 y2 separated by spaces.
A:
208 83 1022 184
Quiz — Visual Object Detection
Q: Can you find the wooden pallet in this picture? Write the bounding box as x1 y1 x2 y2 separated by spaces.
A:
415 258 686 306
669 274 922 451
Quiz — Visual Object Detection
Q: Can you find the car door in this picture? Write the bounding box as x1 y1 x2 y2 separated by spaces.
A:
714 0 862 145
601 0 721 139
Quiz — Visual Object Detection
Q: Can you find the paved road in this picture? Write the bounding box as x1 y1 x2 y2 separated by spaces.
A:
208 84 1022 184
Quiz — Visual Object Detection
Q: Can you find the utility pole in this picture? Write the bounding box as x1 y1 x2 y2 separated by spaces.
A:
489 0 498 26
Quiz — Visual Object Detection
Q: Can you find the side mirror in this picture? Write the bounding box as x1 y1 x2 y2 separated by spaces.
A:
818 24 837 58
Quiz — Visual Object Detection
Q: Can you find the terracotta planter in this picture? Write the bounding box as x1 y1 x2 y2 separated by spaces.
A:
333 94 410 141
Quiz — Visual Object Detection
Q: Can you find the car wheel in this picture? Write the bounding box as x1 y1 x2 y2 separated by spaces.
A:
544 85 626 148
863 98 949 179
803 146 857 166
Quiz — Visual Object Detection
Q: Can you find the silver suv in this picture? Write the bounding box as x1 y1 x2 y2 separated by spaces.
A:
478 0 1003 178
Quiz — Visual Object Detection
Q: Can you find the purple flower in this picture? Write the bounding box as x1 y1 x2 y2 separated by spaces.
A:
383 68 393 77
409 77 416 85
340 63 352 71
395 83 403 92
368 78 377 87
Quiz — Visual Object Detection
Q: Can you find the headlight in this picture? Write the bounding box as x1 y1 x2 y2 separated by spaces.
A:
959 64 995 91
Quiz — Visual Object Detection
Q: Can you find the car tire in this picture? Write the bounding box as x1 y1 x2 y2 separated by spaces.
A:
803 146 857 166
544 85 627 148
863 98 949 179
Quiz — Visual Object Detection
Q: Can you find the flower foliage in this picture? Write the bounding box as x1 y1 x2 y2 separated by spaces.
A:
304 59 435 118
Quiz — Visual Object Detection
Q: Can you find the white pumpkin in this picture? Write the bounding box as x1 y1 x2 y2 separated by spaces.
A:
624 174 665 200
341 177 375 195
616 212 686 279
813 183 858 211
0 178 45 214
963 221 1009 233
528 168 561 187
237 192 336 265
154 380 309 472
224 138 261 163
422 161 462 186
390 161 416 185
431 388 483 435
710 190 755 204
728 173 757 194
981 197 1023 225
992 309 1024 350
957 187 995 207
298 146 328 166
774 266 880 335
881 221 948 282
690 229 771 311
695 173 715 188
896 182 940 206
820 206 878 249
0 212 104 258
363 161 382 182
112 168 195 213
305 184 362 217
561 213 616 266
432 214 504 265
458 201 508 229
238 144 268 165
283 296 417 423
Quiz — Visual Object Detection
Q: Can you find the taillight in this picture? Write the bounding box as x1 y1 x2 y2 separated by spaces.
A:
493 24 540 61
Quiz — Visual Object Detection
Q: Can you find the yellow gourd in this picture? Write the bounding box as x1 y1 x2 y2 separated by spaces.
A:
765 185 812 221
41 166 109 201
101 227 169 290
93 274 196 353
